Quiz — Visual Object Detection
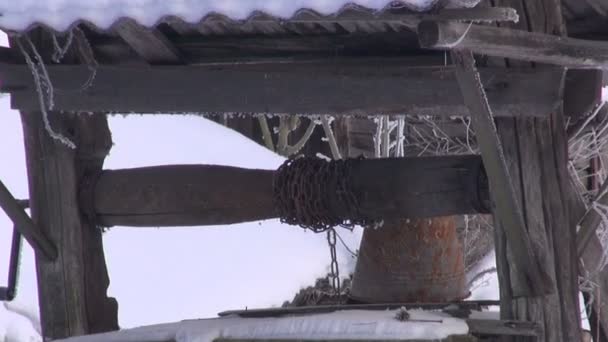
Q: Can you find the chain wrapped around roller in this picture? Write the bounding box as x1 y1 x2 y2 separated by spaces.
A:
273 156 375 233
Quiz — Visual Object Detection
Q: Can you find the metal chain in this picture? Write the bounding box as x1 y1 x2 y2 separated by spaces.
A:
327 228 341 296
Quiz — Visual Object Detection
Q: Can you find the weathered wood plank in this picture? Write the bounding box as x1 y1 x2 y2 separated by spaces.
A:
113 19 182 64
0 62 563 117
418 20 608 69
91 156 490 227
451 49 551 296
484 1 584 341
465 319 539 337
20 110 118 339
0 178 57 260
564 69 603 123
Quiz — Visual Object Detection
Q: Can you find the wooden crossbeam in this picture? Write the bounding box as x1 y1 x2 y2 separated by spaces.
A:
418 20 608 69
451 50 552 296
89 156 489 227
0 178 56 260
0 61 563 116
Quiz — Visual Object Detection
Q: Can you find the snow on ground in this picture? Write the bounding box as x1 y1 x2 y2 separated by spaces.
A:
0 0 437 32
56 309 468 342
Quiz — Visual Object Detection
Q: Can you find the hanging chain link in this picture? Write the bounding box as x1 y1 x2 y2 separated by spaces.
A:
327 228 341 296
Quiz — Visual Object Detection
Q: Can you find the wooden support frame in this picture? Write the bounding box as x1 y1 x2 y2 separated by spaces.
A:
0 62 563 117
418 20 608 69
451 49 551 296
0 178 56 260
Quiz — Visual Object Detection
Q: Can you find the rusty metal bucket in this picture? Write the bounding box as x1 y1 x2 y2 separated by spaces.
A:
350 216 467 303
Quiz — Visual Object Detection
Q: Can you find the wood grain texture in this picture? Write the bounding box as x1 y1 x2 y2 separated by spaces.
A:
0 62 563 117
20 111 118 339
92 156 490 227
114 19 182 64
484 0 583 341
451 49 552 297
418 20 608 68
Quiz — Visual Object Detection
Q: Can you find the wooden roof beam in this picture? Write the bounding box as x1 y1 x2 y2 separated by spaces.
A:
0 61 564 116
419 20 608 69
114 19 182 64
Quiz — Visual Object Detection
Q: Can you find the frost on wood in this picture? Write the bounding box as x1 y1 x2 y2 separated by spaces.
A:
16 35 76 149
568 101 608 302
55 309 468 342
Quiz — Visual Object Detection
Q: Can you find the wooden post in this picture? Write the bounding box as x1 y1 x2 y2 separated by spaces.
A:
20 110 118 339
482 1 583 341
89 155 490 227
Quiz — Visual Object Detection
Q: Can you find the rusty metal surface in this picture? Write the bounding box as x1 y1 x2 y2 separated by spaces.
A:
350 216 467 303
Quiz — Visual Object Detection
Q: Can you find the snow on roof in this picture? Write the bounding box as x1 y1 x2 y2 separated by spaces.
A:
0 1 436 32
56 309 468 342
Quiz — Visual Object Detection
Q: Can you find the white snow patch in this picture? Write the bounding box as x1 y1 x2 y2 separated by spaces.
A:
56 310 468 342
0 0 437 32
0 302 42 342
0 31 8 47
602 86 608 103
467 250 499 301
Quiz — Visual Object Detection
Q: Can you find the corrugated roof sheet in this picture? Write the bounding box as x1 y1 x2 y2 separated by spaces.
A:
0 0 437 33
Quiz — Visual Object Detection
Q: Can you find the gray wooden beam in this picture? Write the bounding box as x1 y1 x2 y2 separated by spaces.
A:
451 49 552 296
0 61 563 116
418 20 608 69
0 178 56 260
113 19 182 64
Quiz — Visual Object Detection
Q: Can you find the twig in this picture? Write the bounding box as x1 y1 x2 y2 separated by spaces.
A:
284 120 317 156
257 116 275 152
321 116 342 160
